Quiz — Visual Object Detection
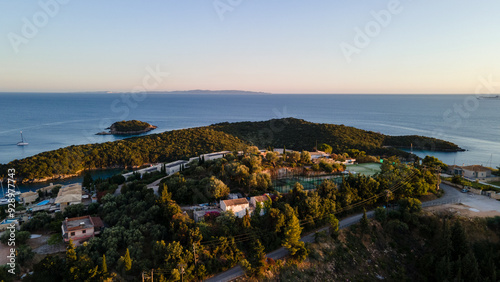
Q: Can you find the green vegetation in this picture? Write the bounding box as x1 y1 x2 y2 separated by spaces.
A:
10 148 443 281
0 118 460 182
446 176 500 193
274 207 500 282
212 118 462 154
111 120 152 133
1 127 247 180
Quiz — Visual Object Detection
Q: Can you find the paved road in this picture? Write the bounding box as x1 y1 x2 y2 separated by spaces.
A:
113 175 169 196
205 211 375 282
205 182 494 282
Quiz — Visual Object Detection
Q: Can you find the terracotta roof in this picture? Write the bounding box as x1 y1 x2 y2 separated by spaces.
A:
462 165 492 172
222 198 249 206
252 195 269 202
91 217 104 228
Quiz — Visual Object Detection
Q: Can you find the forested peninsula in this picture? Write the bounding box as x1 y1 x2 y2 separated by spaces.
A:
0 118 462 182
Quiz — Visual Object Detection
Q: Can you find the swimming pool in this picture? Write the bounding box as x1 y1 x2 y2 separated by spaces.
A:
1 219 17 224
36 199 50 206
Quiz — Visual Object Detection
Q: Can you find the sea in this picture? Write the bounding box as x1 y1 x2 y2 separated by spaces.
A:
1 93 499 193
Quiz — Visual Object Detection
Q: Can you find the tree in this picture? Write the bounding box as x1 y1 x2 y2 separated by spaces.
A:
82 172 93 190
360 208 369 233
287 151 300 164
318 143 333 153
300 151 311 164
118 248 132 272
206 176 230 201
246 239 266 276
266 151 279 167
328 214 339 239
282 205 307 261
101 254 108 275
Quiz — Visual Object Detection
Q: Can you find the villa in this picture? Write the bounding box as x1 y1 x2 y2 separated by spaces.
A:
220 198 249 218
61 215 104 245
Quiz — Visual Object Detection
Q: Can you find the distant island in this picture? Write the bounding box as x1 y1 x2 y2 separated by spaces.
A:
96 120 157 135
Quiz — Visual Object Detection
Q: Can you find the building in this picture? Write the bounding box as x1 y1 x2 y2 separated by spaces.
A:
461 165 492 179
122 164 163 180
250 195 270 207
19 191 38 205
200 151 231 162
447 165 463 176
309 151 330 160
343 158 356 165
164 160 188 175
61 215 104 245
54 183 82 212
250 195 270 215
193 208 222 222
220 198 250 218
447 165 492 180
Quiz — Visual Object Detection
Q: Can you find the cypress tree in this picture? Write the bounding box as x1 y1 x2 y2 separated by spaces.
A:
123 248 132 272
102 254 108 275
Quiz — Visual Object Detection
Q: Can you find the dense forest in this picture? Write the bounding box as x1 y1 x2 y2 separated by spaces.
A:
4 153 444 281
273 210 500 282
212 118 462 154
0 118 461 181
110 120 153 133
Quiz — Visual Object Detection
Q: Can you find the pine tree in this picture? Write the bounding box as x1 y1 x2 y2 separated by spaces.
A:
282 205 307 261
328 214 340 239
247 239 266 276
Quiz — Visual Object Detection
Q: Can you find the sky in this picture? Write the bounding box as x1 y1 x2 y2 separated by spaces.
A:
1 0 500 94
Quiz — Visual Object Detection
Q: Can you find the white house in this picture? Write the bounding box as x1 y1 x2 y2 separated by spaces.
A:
461 165 492 179
200 151 231 162
343 158 356 165
54 183 82 212
220 198 250 218
309 151 330 160
164 160 188 175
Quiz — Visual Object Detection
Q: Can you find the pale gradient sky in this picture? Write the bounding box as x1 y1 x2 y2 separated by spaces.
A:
1 1 500 94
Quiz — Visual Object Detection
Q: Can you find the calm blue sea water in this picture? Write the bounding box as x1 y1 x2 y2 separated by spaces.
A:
0 93 499 193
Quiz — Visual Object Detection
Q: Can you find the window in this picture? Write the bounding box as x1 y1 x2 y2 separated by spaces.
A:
70 232 75 236
82 230 86 234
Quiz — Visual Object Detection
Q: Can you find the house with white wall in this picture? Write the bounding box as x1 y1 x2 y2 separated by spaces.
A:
164 160 188 175
220 198 249 218
461 165 492 180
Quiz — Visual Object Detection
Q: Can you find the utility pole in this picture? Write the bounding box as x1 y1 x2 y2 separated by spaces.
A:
142 271 144 282
151 269 153 282
179 264 186 282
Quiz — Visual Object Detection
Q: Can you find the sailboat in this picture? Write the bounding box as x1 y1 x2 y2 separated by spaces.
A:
17 131 28 146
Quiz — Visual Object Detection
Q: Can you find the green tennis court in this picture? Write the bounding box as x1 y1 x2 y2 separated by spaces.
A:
344 163 382 176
